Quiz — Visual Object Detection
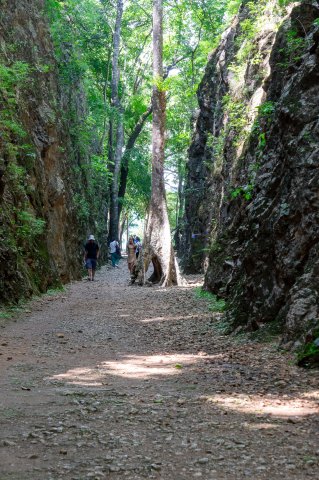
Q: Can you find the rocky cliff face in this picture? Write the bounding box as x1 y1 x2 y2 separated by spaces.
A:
0 0 104 303
183 0 319 348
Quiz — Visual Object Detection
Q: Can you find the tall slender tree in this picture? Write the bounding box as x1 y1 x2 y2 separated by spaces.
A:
135 0 181 286
108 0 124 243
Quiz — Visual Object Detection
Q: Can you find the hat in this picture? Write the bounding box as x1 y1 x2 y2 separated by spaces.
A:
88 234 95 240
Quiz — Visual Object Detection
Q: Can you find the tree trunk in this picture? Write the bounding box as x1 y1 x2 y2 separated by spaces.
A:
119 212 127 247
108 0 123 242
109 112 124 241
174 159 184 254
126 215 129 245
134 0 181 287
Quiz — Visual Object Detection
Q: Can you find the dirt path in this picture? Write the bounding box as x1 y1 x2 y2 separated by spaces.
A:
0 262 318 480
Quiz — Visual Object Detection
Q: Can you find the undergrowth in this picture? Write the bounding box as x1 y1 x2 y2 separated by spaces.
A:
297 329 319 368
247 320 282 343
0 285 65 321
194 287 226 313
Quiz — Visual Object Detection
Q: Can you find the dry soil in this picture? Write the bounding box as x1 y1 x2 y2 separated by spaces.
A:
0 261 318 479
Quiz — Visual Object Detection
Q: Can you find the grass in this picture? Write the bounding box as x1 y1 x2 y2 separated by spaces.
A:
0 285 66 321
212 319 233 335
45 285 65 296
297 329 319 368
248 320 282 343
0 304 28 320
194 287 226 313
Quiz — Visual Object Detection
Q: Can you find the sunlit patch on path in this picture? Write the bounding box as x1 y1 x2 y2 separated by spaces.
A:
140 313 211 323
48 353 220 384
205 393 319 418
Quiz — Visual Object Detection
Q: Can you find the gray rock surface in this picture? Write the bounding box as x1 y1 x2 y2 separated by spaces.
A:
183 0 319 346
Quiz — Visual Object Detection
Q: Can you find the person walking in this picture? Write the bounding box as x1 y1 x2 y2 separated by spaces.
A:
127 236 136 273
109 239 120 268
135 236 142 259
84 234 100 281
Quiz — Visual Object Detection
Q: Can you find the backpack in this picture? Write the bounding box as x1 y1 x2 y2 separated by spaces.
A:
115 243 121 256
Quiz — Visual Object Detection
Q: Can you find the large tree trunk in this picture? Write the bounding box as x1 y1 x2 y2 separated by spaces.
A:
108 0 123 242
135 0 181 287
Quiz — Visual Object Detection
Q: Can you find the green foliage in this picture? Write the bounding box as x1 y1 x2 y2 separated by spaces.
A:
226 0 242 17
161 0 240 230
153 75 170 92
44 0 288 240
194 287 226 313
251 100 276 151
0 303 28 320
258 101 276 118
45 0 114 239
229 0 287 81
205 129 226 174
222 94 249 145
166 191 178 231
72 193 91 223
210 241 223 254
0 53 48 283
230 183 254 201
0 61 30 89
278 0 294 6
15 210 46 241
278 28 306 68
248 319 283 343
229 1 266 78
124 148 151 219
44 0 248 234
227 97 278 203
0 61 30 142
298 341 319 363
45 286 66 296
297 330 319 367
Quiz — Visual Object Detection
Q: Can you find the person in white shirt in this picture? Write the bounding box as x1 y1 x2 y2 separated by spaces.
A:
109 239 120 268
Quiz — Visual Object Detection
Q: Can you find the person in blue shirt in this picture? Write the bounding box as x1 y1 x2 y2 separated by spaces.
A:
135 236 142 258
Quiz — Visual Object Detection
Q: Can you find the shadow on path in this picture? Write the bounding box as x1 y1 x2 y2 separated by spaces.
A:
0 263 318 479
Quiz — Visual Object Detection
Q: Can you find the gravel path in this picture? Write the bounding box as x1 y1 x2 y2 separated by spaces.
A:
0 261 318 479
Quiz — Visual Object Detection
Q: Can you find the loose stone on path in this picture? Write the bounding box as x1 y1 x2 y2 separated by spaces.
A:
0 263 318 479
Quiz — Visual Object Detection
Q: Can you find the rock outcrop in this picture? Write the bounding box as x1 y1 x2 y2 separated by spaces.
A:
0 0 107 303
183 0 319 348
